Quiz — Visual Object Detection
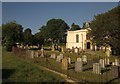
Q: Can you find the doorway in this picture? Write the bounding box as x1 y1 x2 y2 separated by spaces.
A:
87 42 90 49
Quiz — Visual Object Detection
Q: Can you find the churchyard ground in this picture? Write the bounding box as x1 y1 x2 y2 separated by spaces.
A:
2 48 66 83
2 46 120 83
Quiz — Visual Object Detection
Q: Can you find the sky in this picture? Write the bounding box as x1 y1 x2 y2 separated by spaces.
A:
2 2 118 34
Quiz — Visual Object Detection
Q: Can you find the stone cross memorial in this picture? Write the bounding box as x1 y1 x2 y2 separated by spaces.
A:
40 47 44 57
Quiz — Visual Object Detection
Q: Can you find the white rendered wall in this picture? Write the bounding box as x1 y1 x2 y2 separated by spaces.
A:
66 29 88 50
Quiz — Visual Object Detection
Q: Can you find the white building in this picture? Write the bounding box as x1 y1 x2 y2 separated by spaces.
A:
66 22 93 50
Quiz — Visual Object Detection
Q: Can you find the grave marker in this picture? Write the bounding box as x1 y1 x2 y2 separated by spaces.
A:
50 53 56 59
77 58 82 62
99 59 105 68
93 63 101 74
82 55 87 63
75 61 83 72
62 58 68 70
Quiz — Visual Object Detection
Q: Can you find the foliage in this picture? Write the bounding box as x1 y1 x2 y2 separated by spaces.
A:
23 28 33 45
2 21 23 51
39 18 69 43
34 32 44 46
90 6 120 55
70 23 81 31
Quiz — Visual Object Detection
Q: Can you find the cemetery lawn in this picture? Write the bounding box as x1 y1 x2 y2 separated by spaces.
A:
36 49 120 83
2 49 66 83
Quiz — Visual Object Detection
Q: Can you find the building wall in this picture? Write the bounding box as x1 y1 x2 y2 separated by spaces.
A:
66 29 88 50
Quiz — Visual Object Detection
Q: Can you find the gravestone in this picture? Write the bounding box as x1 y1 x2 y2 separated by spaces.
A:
115 59 119 66
61 47 64 53
77 58 82 62
75 61 83 72
79 47 82 52
52 44 55 52
75 47 79 53
99 59 105 68
82 55 87 63
59 54 64 60
30 50 34 58
107 58 110 65
34 51 39 57
95 45 97 51
111 66 120 78
104 58 107 65
93 63 101 74
62 58 68 70
68 57 71 64
112 62 115 66
56 55 61 62
50 53 56 59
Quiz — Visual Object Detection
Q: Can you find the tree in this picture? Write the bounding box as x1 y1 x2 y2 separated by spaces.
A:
23 28 33 45
34 32 44 46
39 18 69 43
90 6 120 55
70 23 81 31
2 21 23 51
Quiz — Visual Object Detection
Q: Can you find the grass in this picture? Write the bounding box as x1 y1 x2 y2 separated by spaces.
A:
34 49 120 83
2 46 120 83
2 48 66 83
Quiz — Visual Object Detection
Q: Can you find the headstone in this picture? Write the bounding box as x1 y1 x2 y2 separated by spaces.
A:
99 59 105 68
68 57 71 64
77 58 82 62
95 45 97 51
59 54 64 60
31 50 34 58
62 58 68 70
52 44 55 52
82 55 87 63
50 53 56 59
107 58 110 65
75 61 83 72
115 59 119 66
93 63 101 74
105 50 111 57
79 47 82 52
61 47 64 53
34 51 39 57
104 58 107 65
111 66 120 78
56 55 61 62
75 47 79 53
112 62 115 66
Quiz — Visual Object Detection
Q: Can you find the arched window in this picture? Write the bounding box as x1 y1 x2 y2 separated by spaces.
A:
76 34 79 43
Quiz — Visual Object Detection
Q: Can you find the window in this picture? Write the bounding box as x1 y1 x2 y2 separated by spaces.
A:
76 34 79 43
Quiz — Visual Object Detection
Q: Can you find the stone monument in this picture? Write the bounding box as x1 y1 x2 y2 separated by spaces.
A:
62 58 68 70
